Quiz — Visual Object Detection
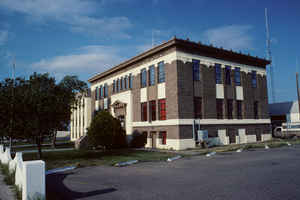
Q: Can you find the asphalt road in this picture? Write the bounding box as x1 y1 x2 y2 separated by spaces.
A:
46 146 300 200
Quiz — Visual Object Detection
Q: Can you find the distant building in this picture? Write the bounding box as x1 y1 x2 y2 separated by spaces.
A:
72 37 272 149
269 101 300 128
70 90 92 141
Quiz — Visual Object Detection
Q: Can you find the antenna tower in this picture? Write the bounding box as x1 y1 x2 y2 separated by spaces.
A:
265 8 275 103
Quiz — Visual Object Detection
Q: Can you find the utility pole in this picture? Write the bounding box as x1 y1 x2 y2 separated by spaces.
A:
9 56 15 148
265 8 276 103
297 59 300 120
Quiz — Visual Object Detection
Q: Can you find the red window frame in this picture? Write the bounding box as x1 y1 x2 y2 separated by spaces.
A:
158 99 166 120
141 102 147 121
161 131 167 145
149 100 156 121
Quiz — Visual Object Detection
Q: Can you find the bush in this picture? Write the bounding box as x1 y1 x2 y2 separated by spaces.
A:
130 131 147 148
87 111 127 149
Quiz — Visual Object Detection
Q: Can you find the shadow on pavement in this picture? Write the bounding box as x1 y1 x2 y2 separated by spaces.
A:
46 172 117 200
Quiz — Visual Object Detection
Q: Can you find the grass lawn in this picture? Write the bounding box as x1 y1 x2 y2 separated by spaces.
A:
22 149 177 170
11 141 74 152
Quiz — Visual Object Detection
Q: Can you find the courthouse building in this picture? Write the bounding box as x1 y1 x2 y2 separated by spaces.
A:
73 37 272 150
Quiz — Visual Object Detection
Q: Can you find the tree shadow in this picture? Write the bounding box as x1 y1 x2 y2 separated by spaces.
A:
46 172 117 200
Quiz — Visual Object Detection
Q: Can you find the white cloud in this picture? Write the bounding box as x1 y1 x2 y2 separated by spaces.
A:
31 45 125 78
0 30 8 45
0 0 132 38
203 25 254 51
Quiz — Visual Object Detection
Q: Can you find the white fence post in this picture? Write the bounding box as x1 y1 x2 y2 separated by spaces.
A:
0 145 46 200
22 160 46 200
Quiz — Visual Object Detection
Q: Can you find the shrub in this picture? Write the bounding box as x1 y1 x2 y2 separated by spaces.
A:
130 131 147 148
87 111 127 149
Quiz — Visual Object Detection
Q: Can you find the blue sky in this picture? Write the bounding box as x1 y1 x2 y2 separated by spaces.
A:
0 0 299 103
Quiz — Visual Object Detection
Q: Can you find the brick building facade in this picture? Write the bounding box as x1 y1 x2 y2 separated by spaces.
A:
84 37 272 150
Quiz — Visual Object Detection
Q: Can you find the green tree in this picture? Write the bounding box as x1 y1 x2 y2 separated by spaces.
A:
87 111 127 149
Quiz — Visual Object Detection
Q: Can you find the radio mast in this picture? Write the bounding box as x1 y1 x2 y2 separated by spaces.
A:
265 8 275 103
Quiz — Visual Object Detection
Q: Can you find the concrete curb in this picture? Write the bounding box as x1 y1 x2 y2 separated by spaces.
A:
115 160 138 167
206 152 216 157
167 155 182 162
236 148 243 153
46 166 76 175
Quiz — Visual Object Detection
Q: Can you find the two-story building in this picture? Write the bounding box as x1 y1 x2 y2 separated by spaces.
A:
77 37 271 150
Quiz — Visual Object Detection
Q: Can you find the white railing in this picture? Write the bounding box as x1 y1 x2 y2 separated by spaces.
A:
0 144 45 200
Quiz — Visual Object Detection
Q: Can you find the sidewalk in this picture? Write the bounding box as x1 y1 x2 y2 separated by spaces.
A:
0 172 15 200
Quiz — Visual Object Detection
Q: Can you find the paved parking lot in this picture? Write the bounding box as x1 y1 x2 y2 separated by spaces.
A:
47 145 300 200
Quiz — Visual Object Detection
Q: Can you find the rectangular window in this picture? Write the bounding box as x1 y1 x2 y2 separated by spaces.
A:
141 102 147 121
227 99 233 119
95 87 98 100
254 101 259 119
124 76 128 89
237 100 243 119
141 68 147 88
216 99 223 119
215 63 222 84
149 65 155 86
235 67 241 86
104 84 108 98
99 86 103 98
225 65 231 85
120 77 123 90
160 131 167 145
252 71 257 88
194 97 202 119
158 61 165 83
129 73 133 89
113 80 116 93
193 59 200 81
116 79 119 92
118 78 121 91
158 99 166 120
149 100 156 121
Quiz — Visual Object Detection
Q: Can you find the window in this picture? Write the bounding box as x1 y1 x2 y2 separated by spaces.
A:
116 79 119 92
118 78 121 91
141 102 147 121
237 100 243 119
100 86 103 99
141 68 147 88
160 131 167 145
149 100 156 121
113 80 116 93
129 73 133 89
227 99 233 119
225 65 231 85
252 71 257 88
149 65 155 86
194 97 202 119
158 99 166 120
215 63 222 84
216 99 223 119
193 59 200 81
95 87 98 100
124 76 128 89
120 77 123 90
158 61 165 83
104 84 108 98
254 101 259 119
235 67 241 86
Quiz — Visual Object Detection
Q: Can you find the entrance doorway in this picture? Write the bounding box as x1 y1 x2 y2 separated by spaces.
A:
151 132 157 148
